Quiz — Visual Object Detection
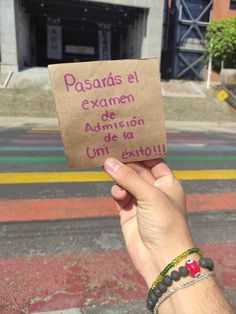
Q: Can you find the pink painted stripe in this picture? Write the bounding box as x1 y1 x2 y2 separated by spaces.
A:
0 192 235 223
28 131 60 134
10 139 62 145
21 134 61 139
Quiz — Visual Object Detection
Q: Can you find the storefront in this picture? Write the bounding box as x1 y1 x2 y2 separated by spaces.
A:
0 0 164 71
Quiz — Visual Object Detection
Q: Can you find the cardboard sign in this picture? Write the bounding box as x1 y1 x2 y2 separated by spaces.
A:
48 59 166 168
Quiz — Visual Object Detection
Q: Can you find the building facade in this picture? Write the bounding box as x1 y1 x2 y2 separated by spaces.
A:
212 0 236 20
0 0 164 72
161 0 236 80
1 0 235 79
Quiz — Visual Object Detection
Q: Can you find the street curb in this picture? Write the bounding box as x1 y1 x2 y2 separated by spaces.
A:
1 116 236 133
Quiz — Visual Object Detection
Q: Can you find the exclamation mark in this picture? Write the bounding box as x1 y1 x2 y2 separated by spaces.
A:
162 144 166 155
157 145 161 155
153 145 157 155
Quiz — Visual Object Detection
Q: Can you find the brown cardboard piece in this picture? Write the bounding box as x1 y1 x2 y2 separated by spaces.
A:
48 58 166 168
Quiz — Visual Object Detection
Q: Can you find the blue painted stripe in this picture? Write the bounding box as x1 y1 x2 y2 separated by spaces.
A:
168 146 236 152
0 146 63 152
0 145 236 152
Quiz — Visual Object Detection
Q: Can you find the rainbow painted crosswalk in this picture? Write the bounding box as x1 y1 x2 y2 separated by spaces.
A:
0 124 236 313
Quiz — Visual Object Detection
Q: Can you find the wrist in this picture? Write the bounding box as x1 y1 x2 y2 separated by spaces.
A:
156 243 196 270
146 251 215 312
146 242 198 288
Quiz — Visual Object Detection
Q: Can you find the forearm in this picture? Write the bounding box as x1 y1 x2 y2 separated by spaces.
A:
158 276 234 314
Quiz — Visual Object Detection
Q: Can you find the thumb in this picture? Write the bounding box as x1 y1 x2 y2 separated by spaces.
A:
104 158 157 201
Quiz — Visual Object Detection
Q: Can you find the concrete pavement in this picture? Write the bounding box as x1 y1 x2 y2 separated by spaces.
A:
0 79 236 313
0 76 236 123
1 88 236 123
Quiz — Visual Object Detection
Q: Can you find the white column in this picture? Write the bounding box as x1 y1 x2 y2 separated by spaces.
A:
141 1 164 62
0 0 19 71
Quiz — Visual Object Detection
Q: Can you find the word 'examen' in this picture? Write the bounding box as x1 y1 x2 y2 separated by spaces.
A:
64 71 139 93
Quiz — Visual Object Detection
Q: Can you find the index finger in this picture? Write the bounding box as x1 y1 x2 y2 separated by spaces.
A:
141 159 174 180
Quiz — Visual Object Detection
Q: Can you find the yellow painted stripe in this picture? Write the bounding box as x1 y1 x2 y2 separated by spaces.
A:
0 171 111 184
31 128 59 131
0 170 236 184
174 169 236 180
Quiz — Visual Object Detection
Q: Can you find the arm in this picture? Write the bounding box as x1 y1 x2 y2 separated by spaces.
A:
104 158 235 314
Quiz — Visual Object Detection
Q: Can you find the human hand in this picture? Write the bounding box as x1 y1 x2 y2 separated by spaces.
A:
104 158 195 288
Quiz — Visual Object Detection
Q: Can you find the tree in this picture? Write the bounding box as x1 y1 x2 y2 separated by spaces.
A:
205 18 236 72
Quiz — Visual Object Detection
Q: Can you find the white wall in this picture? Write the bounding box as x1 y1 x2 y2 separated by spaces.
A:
0 0 18 71
142 1 164 62
0 0 1 62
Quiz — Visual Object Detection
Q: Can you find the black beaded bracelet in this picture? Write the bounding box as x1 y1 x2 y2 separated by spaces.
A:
146 257 214 312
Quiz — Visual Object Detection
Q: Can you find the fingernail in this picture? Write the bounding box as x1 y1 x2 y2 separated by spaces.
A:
105 158 123 173
117 184 124 191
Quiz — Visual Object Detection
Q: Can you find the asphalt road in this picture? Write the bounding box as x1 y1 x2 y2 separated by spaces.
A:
0 123 236 314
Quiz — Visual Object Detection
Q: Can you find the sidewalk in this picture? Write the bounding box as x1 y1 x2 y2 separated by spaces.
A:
0 85 236 125
0 75 236 124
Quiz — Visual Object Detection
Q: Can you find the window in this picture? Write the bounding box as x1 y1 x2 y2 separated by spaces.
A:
230 0 236 10
179 0 212 23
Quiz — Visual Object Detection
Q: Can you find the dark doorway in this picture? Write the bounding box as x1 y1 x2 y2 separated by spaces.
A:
24 0 145 67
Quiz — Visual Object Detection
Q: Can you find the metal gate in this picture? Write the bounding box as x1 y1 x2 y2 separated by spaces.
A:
171 0 213 80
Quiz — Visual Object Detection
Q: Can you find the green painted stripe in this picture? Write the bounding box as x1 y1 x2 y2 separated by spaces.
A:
0 156 66 163
0 155 236 164
165 156 236 162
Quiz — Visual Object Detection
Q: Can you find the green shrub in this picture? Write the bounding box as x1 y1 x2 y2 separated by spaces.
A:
205 18 236 72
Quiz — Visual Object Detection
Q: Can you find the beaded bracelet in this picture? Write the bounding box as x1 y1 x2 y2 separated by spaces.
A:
154 271 214 313
150 247 202 290
146 256 214 312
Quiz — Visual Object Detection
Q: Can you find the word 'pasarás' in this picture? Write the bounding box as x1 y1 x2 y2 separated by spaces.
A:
64 71 139 93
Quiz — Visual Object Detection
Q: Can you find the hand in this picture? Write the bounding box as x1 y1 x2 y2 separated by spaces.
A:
104 158 195 288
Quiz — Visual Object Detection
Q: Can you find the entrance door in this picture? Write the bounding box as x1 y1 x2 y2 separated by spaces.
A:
24 0 145 66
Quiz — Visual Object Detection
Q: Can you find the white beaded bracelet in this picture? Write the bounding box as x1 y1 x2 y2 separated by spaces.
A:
154 271 214 313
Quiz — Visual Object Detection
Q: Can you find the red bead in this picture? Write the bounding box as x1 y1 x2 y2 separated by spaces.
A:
185 259 201 277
